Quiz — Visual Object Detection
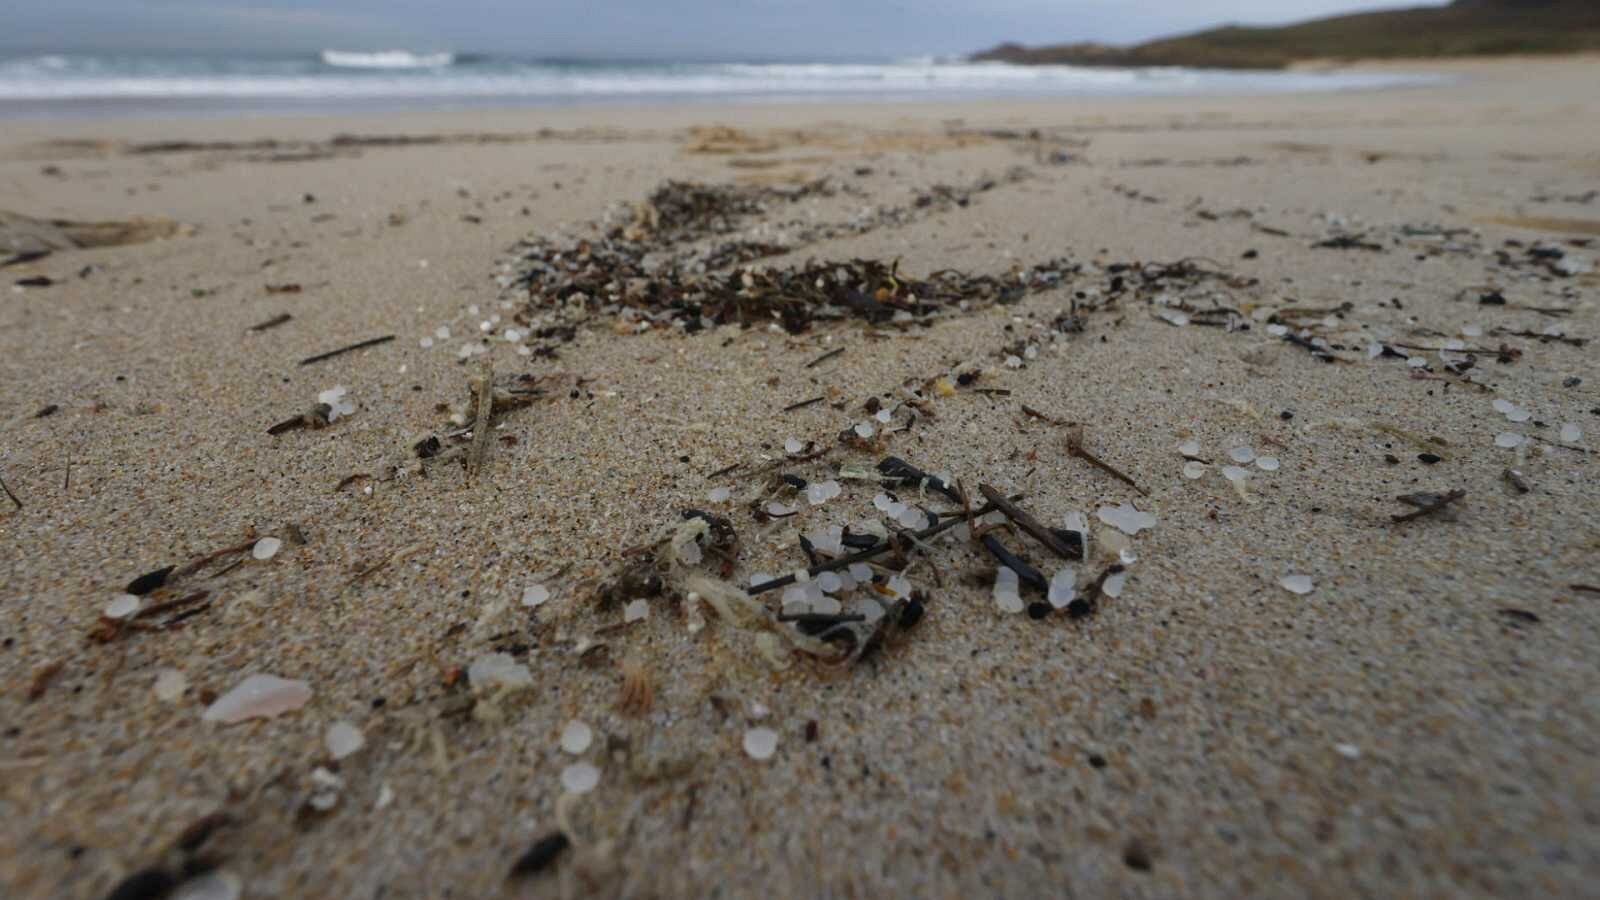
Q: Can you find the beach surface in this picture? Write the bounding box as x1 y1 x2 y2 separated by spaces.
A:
2 56 1598 899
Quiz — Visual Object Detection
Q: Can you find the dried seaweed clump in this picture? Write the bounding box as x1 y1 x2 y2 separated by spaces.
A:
621 180 832 242
502 170 1042 335
517 254 1081 336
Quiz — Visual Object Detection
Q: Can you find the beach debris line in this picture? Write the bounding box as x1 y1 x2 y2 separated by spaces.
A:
0 208 188 256
493 172 1052 338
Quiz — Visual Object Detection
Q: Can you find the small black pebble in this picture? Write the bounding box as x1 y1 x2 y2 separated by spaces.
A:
1418 453 1442 464
371 697 386 708
1241 249 1259 259
1564 377 1581 388
1279 410 1293 421
1088 753 1107 768
103 867 177 900
125 566 175 596
1048 527 1086 560
1027 601 1051 620
1066 598 1093 619
1384 454 1400 465
508 831 570 878
899 598 924 630
1122 839 1154 871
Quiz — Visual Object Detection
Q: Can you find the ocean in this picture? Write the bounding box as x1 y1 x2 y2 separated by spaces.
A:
0 50 1444 118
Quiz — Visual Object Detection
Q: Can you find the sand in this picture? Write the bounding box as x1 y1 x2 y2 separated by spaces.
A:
2 56 1598 899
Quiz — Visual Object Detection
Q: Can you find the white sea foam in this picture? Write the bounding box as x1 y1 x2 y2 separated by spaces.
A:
321 50 455 69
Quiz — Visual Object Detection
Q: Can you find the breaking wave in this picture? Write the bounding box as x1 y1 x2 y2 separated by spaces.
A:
319 50 456 70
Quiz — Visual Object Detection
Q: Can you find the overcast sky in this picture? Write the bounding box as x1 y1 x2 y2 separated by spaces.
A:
2 1 1438 58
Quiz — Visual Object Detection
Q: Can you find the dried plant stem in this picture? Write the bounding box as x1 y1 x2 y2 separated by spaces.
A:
466 359 494 479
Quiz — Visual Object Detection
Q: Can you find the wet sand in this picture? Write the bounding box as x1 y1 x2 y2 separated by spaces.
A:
2 56 1598 899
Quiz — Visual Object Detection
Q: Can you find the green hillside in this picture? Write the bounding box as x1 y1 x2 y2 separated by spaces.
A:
972 0 1600 69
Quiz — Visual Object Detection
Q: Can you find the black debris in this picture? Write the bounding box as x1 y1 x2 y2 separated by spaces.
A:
126 566 175 596
508 832 570 878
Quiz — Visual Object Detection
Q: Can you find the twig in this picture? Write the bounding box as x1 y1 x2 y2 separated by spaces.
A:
26 661 63 701
804 347 845 369
1492 329 1586 348
267 414 310 435
1281 332 1346 363
249 313 292 332
175 534 260 578
134 590 210 621
1389 489 1466 524
1526 434 1595 456
978 483 1078 559
1 250 51 269
1409 369 1496 394
1065 426 1148 496
0 473 20 510
776 612 867 625
705 462 742 480
466 359 494 479
341 542 426 595
1021 404 1066 425
782 396 825 412
1389 342 1505 355
298 334 394 365
980 534 1047 590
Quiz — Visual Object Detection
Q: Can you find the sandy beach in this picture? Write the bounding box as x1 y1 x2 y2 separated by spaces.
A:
2 55 1598 899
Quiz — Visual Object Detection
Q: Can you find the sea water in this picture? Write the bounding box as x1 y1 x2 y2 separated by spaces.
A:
0 50 1445 118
